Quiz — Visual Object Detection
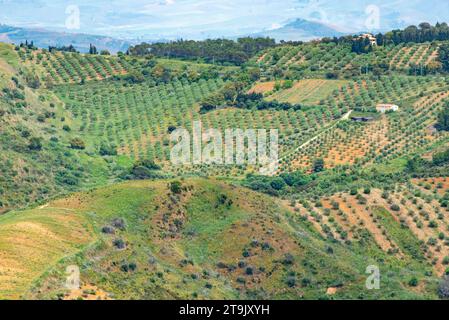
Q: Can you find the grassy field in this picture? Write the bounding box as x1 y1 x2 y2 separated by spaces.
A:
0 206 93 299
267 79 348 105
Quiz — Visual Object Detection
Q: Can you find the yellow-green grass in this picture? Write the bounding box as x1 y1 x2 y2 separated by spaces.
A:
0 207 94 299
268 79 347 105
0 43 19 70
0 44 17 89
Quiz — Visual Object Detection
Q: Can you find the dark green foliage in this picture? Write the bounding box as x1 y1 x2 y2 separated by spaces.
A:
390 204 401 212
135 160 161 171
101 226 115 234
438 43 449 72
89 44 98 55
99 144 117 156
48 44 77 53
270 178 286 191
313 158 325 173
379 22 449 45
286 276 296 288
280 171 312 187
128 37 276 65
55 169 80 186
28 137 43 151
113 239 126 250
120 262 137 272
124 160 164 180
111 218 126 231
352 37 373 54
69 138 86 150
170 181 182 194
200 91 302 113
437 101 449 131
439 277 449 298
408 277 418 287
244 171 312 195
217 194 233 208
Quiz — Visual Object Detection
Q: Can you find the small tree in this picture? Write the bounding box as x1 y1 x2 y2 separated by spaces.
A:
99 144 117 156
69 138 86 150
313 158 325 173
89 44 98 55
438 276 449 298
28 137 42 151
437 101 449 131
170 181 182 194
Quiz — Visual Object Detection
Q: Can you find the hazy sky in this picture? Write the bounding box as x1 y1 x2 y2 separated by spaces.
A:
0 0 448 39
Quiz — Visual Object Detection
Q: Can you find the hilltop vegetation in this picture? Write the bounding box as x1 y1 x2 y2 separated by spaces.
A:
127 37 276 66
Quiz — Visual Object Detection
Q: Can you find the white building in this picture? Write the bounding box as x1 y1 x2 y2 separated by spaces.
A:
356 33 378 46
376 104 399 113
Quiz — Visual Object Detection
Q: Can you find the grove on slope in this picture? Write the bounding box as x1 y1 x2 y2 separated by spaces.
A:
0 178 437 300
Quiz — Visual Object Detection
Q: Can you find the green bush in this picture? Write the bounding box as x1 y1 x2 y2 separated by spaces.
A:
69 138 86 150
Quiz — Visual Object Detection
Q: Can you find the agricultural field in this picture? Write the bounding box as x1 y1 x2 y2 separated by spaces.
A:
19 48 133 84
2 21 449 302
293 178 449 276
266 79 348 105
251 41 442 80
281 79 449 172
55 78 226 160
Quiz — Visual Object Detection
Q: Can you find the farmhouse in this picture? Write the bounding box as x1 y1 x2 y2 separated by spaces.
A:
376 104 399 113
356 33 377 46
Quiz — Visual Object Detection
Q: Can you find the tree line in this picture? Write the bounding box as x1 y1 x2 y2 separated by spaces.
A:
316 22 449 54
199 82 303 113
126 37 276 65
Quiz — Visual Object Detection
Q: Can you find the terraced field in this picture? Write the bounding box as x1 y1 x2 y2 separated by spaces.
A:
281 79 449 172
20 48 133 84
2 26 449 301
251 41 442 79
263 79 348 105
295 178 449 276
55 78 226 160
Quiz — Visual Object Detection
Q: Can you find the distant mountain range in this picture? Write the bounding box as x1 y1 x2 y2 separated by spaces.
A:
0 19 349 53
254 19 345 42
0 24 134 53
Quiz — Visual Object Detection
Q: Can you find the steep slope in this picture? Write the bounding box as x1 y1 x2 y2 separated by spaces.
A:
0 43 116 211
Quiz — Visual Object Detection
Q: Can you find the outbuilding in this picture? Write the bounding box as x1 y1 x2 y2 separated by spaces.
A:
376 104 399 113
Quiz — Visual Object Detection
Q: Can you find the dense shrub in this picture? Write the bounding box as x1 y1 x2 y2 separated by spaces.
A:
99 144 118 156
28 137 43 151
170 181 183 194
69 138 86 150
438 277 449 298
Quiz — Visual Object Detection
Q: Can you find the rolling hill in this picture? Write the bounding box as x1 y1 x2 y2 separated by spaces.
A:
1 178 440 300
2 22 449 300
0 24 133 53
255 19 344 42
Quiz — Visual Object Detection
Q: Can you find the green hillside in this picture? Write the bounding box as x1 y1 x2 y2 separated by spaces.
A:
0 178 439 300
2 22 449 301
